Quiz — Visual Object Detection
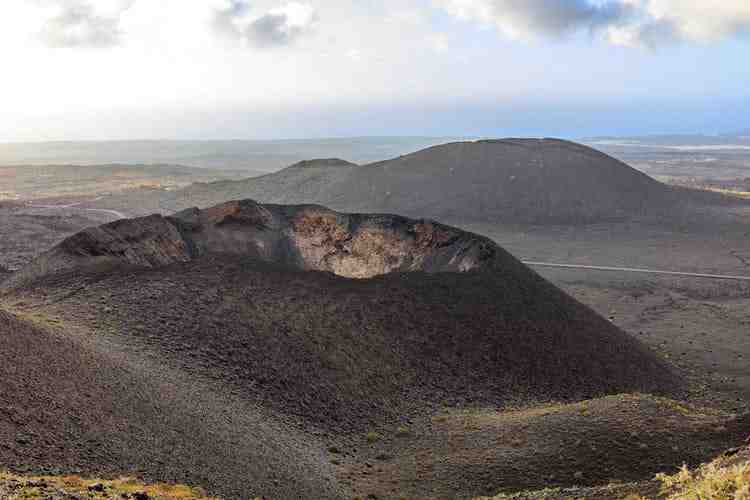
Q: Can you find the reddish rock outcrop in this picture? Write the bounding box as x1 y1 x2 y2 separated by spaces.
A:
9 199 505 285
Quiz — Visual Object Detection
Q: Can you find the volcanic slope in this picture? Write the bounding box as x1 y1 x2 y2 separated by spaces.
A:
5 200 744 499
159 139 732 224
0 309 344 499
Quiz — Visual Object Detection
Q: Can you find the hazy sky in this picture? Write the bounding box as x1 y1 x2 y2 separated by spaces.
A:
0 0 749 141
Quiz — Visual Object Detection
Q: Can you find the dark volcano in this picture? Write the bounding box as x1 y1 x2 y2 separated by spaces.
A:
0 200 688 499
161 139 725 224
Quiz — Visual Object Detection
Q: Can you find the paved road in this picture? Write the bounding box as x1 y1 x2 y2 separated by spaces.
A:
523 261 750 281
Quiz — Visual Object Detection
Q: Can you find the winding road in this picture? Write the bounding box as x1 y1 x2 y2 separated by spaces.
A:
522 261 750 281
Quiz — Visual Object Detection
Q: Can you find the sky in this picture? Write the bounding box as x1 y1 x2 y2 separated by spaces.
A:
0 0 748 142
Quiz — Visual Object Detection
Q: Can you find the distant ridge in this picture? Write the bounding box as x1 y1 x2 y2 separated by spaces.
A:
289 158 357 168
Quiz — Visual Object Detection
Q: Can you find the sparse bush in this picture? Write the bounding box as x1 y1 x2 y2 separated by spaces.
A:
657 460 750 500
0 471 216 499
365 431 381 444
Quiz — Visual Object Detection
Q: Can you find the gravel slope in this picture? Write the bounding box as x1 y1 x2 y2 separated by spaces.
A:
0 309 345 499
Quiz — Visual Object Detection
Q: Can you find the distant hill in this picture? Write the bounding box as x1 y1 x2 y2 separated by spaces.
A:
161 138 711 224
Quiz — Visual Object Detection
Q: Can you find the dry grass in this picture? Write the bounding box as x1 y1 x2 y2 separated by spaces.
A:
701 187 750 199
0 471 218 499
656 459 750 499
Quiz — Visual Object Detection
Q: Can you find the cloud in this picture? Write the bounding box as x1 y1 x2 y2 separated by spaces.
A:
213 1 316 48
37 0 134 48
434 0 637 40
434 0 750 47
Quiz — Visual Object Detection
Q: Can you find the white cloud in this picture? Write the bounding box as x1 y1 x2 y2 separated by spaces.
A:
35 0 135 48
434 0 750 47
212 1 317 48
434 0 636 40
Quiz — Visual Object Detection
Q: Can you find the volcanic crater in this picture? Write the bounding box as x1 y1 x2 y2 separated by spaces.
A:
0 199 716 500
12 199 503 286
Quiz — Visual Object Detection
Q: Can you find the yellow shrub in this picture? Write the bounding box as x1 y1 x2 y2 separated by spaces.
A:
657 461 750 500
